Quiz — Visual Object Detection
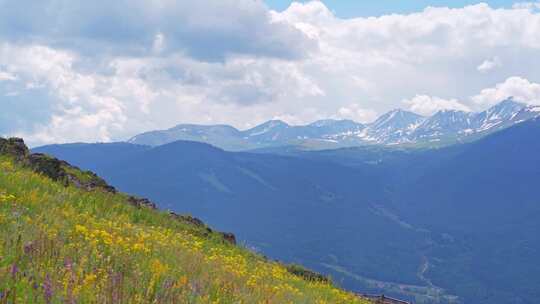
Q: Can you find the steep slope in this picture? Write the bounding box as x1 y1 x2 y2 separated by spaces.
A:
393 118 540 304
35 141 443 303
288 120 540 304
474 99 526 131
362 109 425 144
243 120 293 143
34 119 540 304
399 117 540 230
0 137 369 303
410 110 476 143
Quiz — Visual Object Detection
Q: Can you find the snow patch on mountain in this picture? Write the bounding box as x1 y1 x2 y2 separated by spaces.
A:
128 99 538 150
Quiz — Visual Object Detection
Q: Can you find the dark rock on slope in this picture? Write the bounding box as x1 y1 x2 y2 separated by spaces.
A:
1 137 237 246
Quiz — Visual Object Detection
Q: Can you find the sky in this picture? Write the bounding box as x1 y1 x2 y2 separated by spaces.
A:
266 0 521 17
1 0 540 146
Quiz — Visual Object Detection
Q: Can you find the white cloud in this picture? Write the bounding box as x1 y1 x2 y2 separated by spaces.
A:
0 0 315 61
477 57 502 73
512 2 540 11
1 44 129 143
0 70 17 81
273 1 540 111
2 1 540 145
472 77 540 106
337 104 378 123
0 42 328 145
152 32 166 54
278 2 540 58
403 95 471 116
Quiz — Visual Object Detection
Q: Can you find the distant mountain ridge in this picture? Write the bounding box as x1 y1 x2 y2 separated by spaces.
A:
128 99 540 150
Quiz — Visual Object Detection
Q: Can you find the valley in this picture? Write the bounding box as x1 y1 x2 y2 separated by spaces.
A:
35 116 540 304
4 1 540 303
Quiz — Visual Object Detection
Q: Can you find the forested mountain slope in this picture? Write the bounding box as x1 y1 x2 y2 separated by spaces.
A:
1 137 369 303
35 119 540 304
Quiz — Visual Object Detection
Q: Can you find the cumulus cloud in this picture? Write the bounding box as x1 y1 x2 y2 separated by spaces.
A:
0 44 129 143
477 57 502 73
512 2 540 10
0 0 315 61
274 1 540 110
2 1 540 145
278 2 540 58
0 70 16 81
472 77 540 106
337 104 378 123
403 95 471 116
0 42 327 145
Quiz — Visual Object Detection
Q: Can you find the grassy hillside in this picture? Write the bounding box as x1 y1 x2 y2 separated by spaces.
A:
0 138 369 303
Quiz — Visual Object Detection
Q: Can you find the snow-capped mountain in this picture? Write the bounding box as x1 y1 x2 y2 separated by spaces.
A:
360 109 424 144
243 120 293 144
308 119 364 136
244 120 290 138
411 110 477 142
128 99 540 150
127 124 249 151
406 99 539 144
242 119 365 146
302 119 365 141
473 99 537 132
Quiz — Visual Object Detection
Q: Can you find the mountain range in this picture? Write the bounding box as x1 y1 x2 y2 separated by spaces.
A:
35 116 540 304
128 99 540 150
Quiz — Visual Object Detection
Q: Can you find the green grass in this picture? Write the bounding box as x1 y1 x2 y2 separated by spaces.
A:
0 156 370 303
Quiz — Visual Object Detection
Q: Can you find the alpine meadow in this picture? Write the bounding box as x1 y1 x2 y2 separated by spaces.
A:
2 1 540 303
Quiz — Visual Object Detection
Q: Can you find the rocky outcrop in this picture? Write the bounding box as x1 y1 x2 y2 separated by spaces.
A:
0 137 30 161
1 137 237 246
219 232 237 245
66 172 116 193
27 152 115 193
168 212 237 245
285 264 331 283
169 212 206 227
26 153 67 182
127 196 157 209
1 138 116 193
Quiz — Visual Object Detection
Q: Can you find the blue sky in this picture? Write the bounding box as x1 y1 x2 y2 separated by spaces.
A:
266 0 521 17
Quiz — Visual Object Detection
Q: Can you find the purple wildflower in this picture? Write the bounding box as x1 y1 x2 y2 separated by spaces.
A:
64 258 73 270
10 263 18 278
43 274 53 304
24 242 35 255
